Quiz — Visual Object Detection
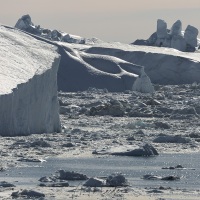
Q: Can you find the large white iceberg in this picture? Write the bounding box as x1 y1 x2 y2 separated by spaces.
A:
0 26 61 136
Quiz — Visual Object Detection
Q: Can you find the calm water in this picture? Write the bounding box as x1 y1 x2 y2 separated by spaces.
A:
1 153 199 189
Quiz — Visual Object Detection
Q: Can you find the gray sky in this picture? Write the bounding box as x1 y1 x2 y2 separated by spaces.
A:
1 0 200 43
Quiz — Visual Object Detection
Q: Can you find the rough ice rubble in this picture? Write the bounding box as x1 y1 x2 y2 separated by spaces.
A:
0 26 61 136
133 19 199 52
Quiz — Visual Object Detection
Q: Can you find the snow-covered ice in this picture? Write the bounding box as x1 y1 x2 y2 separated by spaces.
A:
0 26 61 136
85 42 200 85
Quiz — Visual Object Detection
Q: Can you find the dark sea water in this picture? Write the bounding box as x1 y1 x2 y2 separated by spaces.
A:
1 153 199 190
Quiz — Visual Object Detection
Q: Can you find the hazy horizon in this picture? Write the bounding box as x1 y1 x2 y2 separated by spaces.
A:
1 0 200 43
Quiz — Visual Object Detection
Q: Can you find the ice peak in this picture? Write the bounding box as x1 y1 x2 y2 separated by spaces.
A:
132 68 155 94
133 19 199 52
170 20 182 36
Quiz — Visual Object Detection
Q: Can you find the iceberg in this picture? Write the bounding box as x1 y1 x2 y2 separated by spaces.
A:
14 15 200 88
14 15 154 93
133 19 199 52
0 26 61 136
56 44 148 92
15 14 85 44
86 43 200 85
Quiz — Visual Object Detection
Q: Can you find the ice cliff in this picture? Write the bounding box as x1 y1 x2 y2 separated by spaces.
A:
86 43 200 85
56 44 153 92
0 26 61 136
133 19 199 52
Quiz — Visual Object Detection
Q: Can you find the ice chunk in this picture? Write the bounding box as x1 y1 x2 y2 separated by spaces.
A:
132 68 155 93
157 19 168 39
133 19 199 52
171 35 186 51
170 20 182 36
184 25 199 48
61 33 85 44
15 14 33 30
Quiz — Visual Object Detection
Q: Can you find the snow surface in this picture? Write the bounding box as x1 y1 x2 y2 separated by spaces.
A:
0 26 61 136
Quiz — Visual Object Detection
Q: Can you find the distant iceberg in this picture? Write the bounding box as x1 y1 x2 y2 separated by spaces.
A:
86 43 200 85
132 19 199 52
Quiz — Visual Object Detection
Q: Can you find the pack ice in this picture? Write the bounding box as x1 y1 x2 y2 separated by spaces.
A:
0 26 61 136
